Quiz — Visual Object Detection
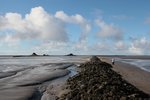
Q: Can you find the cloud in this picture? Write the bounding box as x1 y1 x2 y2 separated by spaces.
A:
128 44 143 55
75 40 88 51
0 33 20 47
0 7 92 54
88 37 150 55
89 41 127 55
0 6 68 42
55 11 91 41
0 6 92 55
128 37 150 54
115 41 127 50
33 41 69 54
95 19 123 40
1 6 149 55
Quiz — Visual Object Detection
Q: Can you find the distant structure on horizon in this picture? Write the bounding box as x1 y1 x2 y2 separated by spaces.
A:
66 53 76 56
31 52 38 56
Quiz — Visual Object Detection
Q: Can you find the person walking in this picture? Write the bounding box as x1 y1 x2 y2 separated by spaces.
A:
112 58 115 65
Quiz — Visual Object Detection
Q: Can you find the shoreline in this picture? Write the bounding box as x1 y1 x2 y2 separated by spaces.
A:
102 57 150 95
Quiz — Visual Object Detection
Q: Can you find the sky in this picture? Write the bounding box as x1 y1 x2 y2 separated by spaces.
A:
0 0 150 55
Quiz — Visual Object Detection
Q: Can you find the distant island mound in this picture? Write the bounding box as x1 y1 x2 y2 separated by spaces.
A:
31 52 38 56
13 53 49 57
66 53 75 56
43 54 49 56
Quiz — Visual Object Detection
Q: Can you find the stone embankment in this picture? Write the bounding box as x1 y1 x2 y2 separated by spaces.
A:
59 56 150 100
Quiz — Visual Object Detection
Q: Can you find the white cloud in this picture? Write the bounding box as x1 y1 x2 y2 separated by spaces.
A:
95 19 123 40
0 7 88 54
128 37 150 54
115 41 127 50
33 41 69 54
75 40 88 51
0 7 92 54
89 42 116 55
128 44 143 55
71 36 150 55
0 32 20 47
5 13 26 32
4 34 20 46
1 6 149 55
0 6 68 42
55 11 91 41
26 7 68 41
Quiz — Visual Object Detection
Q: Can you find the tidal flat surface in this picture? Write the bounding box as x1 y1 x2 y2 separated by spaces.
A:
0 56 90 100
